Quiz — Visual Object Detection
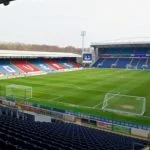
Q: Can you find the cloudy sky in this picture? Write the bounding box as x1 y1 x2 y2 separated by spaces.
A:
0 0 150 47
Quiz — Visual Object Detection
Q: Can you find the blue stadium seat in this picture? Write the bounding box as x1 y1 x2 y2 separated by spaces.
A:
29 59 55 72
0 60 21 75
0 106 149 150
116 58 131 68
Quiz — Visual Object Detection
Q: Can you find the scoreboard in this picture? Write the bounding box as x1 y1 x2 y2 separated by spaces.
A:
82 53 92 63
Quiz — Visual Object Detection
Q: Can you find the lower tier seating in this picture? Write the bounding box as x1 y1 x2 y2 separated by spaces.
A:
93 57 150 69
11 60 41 73
0 59 81 77
0 106 149 150
0 60 21 75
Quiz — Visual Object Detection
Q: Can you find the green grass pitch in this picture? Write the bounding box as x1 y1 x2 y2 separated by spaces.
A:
0 69 150 125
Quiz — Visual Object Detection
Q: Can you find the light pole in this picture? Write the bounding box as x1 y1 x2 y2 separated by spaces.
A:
81 31 86 53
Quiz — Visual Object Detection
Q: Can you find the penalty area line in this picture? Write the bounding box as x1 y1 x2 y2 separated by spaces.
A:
49 95 64 101
142 115 150 119
49 100 97 110
31 95 64 102
93 101 103 109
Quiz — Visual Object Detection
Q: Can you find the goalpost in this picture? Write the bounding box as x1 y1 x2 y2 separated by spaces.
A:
6 84 32 100
102 93 146 116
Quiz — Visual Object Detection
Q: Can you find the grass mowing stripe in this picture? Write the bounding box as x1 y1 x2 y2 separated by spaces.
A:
0 68 150 125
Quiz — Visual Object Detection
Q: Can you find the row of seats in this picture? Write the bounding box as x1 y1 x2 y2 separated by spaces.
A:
0 60 21 75
99 48 150 55
93 57 150 69
0 106 149 150
0 59 80 75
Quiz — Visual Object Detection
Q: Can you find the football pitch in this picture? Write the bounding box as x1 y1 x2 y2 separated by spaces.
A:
0 69 150 125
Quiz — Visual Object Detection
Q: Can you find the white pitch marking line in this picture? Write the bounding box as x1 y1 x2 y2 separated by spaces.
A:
32 95 64 102
142 115 150 119
93 101 103 109
34 90 63 96
49 95 64 101
43 83 83 90
65 83 82 90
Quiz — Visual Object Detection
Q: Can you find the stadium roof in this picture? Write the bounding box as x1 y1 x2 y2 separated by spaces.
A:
0 50 81 58
91 37 150 48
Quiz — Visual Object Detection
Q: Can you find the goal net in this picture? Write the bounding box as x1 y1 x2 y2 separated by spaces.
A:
102 93 146 116
6 84 32 100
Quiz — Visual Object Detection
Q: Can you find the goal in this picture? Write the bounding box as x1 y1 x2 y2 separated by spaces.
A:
102 93 146 116
6 84 32 100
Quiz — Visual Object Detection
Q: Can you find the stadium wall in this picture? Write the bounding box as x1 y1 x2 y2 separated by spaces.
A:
96 121 112 130
131 128 150 138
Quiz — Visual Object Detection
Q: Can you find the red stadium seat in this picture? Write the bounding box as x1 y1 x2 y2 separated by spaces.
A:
45 60 66 70
11 60 40 73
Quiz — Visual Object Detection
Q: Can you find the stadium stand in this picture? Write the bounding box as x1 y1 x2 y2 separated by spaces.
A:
68 61 81 68
11 60 41 73
0 58 81 79
92 46 150 69
93 56 150 69
10 59 80 73
102 58 117 68
98 47 149 55
121 48 134 54
60 61 73 69
136 58 147 69
0 60 21 75
29 59 55 72
116 58 131 68
91 41 150 70
44 59 67 70
0 105 149 150
0 50 81 79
